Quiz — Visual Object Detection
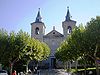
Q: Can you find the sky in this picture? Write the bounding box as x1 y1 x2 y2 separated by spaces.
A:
0 0 100 35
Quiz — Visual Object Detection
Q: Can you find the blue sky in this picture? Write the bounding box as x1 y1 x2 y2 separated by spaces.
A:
0 0 100 34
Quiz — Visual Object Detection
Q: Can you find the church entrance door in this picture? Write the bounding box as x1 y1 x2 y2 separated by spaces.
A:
51 58 56 69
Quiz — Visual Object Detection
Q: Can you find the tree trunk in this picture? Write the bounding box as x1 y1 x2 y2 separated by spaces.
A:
75 60 78 74
9 58 18 75
0 63 2 70
95 61 99 75
75 60 78 70
63 62 66 70
26 60 30 73
10 63 13 75
84 62 87 75
67 61 68 70
69 61 71 70
94 44 99 75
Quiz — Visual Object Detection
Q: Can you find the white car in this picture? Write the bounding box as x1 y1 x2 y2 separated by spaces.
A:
0 70 8 75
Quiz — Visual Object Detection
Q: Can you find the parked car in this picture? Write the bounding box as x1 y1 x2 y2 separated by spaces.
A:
0 70 8 75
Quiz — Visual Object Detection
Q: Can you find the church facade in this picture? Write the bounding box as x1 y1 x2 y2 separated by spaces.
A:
31 7 76 69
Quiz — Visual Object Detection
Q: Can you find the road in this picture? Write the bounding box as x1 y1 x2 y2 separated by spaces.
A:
37 69 72 75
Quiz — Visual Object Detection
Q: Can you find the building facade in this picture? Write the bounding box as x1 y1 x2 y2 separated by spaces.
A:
31 7 76 69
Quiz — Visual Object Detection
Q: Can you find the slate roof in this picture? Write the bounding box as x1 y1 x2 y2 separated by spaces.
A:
35 8 42 23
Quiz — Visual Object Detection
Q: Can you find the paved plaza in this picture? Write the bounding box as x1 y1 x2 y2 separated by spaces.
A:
37 69 72 75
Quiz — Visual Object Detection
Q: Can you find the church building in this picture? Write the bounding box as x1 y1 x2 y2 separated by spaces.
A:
31 7 76 69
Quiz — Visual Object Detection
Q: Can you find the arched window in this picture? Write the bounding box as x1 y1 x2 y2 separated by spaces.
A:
67 26 72 34
35 27 39 35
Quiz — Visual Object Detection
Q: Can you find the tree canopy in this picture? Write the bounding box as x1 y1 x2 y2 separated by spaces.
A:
0 29 50 74
55 16 100 75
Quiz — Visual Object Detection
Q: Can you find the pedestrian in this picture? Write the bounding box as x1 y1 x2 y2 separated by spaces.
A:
12 70 17 75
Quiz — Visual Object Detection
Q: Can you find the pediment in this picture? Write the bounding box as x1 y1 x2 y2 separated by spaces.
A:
44 30 64 38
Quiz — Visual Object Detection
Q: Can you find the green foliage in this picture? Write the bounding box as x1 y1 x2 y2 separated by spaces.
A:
0 29 8 65
85 16 100 57
55 40 68 62
55 25 85 62
22 38 50 61
0 29 50 71
41 42 50 60
56 16 100 74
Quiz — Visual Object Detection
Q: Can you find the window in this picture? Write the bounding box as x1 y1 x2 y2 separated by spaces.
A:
67 26 72 34
35 27 39 35
53 32 55 34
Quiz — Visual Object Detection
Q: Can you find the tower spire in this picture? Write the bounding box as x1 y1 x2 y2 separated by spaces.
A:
65 6 71 21
35 8 42 23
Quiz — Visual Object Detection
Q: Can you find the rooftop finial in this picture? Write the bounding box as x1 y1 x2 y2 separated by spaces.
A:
67 6 69 9
39 8 40 11
53 26 55 30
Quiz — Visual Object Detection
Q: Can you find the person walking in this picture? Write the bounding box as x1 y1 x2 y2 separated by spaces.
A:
12 70 16 75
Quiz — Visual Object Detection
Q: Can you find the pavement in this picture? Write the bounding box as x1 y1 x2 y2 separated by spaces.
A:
37 69 72 75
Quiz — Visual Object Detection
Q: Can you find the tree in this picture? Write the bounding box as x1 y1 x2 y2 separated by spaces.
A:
55 40 68 62
41 42 50 60
55 40 71 70
56 16 100 75
0 29 50 75
66 25 85 71
55 24 85 71
6 30 30 75
0 29 8 68
84 16 100 75
23 38 50 73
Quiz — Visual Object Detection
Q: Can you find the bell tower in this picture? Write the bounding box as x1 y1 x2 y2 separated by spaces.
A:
31 8 46 41
62 7 76 37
